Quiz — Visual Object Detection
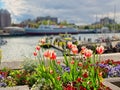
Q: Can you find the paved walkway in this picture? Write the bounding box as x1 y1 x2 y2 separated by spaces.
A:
0 53 120 70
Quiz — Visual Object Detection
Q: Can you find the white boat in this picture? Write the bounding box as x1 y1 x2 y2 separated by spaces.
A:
25 25 79 35
0 38 7 46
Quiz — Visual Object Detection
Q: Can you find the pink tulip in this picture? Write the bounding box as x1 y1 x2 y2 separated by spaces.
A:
84 49 93 58
40 38 46 44
80 46 87 54
96 45 104 54
67 41 73 49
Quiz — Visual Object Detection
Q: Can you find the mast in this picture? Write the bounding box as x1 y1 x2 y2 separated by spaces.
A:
113 5 116 32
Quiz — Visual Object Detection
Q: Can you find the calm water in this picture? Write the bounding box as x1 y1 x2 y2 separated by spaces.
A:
1 33 120 62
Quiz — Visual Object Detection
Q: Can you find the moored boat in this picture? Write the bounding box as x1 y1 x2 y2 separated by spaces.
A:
25 25 79 35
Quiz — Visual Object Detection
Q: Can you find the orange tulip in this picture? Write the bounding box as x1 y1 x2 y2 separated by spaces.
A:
71 47 78 54
80 46 87 54
44 50 50 58
57 76 61 81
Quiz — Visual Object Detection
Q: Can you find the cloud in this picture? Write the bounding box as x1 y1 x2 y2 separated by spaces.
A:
1 0 120 24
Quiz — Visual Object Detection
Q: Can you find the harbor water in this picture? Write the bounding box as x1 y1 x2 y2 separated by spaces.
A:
1 33 120 62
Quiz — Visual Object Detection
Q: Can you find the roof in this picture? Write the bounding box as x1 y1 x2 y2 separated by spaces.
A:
4 27 25 31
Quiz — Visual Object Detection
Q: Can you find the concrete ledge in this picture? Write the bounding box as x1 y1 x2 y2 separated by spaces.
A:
103 77 120 90
0 53 120 69
0 85 29 90
0 61 23 69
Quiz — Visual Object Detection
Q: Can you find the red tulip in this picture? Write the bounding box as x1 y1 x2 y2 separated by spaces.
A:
57 60 61 64
78 62 83 67
71 60 75 64
50 50 56 60
80 86 87 90
36 46 40 51
96 45 104 54
33 51 37 56
83 72 88 78
77 77 82 82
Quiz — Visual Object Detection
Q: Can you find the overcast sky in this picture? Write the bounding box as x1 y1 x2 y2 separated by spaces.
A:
0 0 120 25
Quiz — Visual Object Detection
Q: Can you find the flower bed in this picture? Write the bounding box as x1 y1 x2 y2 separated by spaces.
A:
99 59 120 78
1 39 120 89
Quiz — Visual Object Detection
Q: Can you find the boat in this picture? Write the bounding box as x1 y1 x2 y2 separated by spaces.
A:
25 25 79 35
39 37 52 48
0 38 7 46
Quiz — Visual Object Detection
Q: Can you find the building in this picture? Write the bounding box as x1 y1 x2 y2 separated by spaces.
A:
3 26 25 35
100 17 116 25
36 16 58 24
93 17 116 25
0 9 11 29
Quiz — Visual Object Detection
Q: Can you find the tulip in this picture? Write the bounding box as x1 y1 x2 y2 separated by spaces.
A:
50 50 56 60
70 60 75 64
78 62 83 67
96 45 104 54
77 77 82 82
80 46 87 54
57 76 61 81
40 38 46 44
83 72 88 78
67 41 73 49
36 46 40 51
33 51 37 56
50 70 53 74
71 47 78 54
84 49 93 58
57 60 61 64
44 50 51 58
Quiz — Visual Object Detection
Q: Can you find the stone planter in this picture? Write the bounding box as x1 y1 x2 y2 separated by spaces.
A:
103 77 120 90
0 85 29 90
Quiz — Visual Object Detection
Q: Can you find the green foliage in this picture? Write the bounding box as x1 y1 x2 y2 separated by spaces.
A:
22 59 38 73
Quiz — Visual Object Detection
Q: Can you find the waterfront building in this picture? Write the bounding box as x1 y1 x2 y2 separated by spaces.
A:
0 9 11 29
93 17 116 26
3 26 25 35
36 16 58 24
100 17 116 25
